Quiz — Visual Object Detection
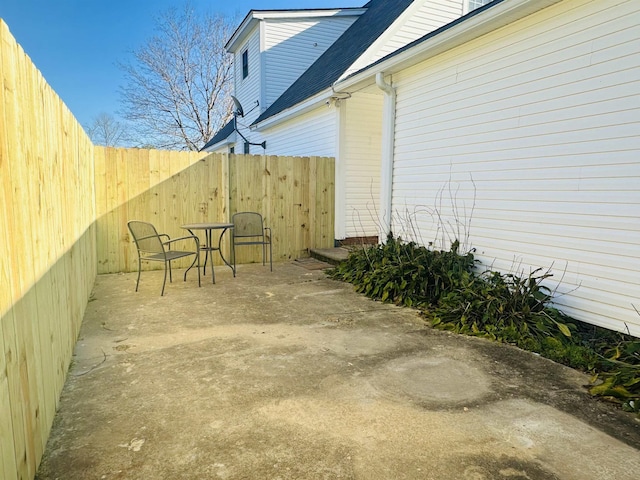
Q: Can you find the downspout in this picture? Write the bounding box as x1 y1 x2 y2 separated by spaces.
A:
375 72 395 242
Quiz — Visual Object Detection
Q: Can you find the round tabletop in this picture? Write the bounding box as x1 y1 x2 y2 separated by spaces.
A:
181 223 233 230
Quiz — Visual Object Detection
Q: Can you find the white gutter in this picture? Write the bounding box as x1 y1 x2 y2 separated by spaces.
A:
375 72 395 242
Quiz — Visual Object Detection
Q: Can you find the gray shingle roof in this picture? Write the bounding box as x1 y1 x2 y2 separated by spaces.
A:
252 0 414 126
341 0 504 82
200 119 235 151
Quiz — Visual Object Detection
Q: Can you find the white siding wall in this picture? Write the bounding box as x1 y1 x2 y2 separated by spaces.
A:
344 93 383 238
263 106 337 158
345 0 464 78
234 27 262 127
390 0 640 335
264 16 358 108
376 0 464 59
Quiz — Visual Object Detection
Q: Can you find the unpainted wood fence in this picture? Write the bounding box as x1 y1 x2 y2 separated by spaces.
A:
1 19 97 480
95 148 335 274
1 19 335 480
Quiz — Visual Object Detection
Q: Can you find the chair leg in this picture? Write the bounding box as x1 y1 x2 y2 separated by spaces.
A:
161 261 169 296
135 257 142 292
196 251 201 287
232 240 236 277
184 254 199 281
262 241 266 267
269 240 273 272
211 253 216 284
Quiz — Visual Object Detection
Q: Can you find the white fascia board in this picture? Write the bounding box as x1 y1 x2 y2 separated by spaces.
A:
226 16 260 53
203 132 237 153
226 8 367 52
334 0 565 90
251 89 333 132
255 8 366 20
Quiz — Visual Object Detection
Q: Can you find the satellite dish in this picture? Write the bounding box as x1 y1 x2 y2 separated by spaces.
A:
231 95 244 117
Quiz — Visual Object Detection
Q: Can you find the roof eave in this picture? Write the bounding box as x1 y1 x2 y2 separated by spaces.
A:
226 8 368 53
335 0 565 91
251 89 334 131
225 12 259 53
202 132 237 153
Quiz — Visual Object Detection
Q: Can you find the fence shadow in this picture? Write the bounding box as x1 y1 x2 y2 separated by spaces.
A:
95 148 335 274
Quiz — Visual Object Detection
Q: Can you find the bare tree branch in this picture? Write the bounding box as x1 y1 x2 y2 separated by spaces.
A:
85 113 131 147
118 3 234 150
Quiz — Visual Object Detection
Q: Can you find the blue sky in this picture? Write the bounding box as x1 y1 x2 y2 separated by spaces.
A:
1 0 363 129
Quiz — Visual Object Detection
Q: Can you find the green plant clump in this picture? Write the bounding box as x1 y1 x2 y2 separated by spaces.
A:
329 233 640 414
431 270 575 345
576 323 640 413
329 234 475 308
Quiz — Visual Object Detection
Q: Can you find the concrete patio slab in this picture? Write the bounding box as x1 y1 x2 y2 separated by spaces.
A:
36 262 639 479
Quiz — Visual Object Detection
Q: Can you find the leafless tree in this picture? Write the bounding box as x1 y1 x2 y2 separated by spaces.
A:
85 112 131 147
119 3 235 150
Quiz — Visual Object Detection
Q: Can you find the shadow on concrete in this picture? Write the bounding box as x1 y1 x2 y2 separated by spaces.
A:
36 262 639 479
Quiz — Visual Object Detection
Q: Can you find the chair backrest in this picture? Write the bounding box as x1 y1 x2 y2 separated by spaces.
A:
128 221 165 254
232 212 264 239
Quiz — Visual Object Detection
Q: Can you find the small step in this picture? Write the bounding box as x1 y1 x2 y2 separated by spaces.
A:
294 257 333 270
309 247 351 265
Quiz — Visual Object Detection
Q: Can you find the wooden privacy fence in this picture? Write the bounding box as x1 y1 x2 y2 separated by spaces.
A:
1 20 97 480
2 17 335 480
95 148 335 274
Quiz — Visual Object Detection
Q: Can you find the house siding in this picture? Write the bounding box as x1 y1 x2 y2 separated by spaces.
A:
375 0 464 60
234 27 262 126
390 0 640 335
344 93 383 238
345 0 465 78
264 16 359 109
263 106 337 158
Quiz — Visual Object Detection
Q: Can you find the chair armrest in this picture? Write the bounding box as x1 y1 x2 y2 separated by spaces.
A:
163 235 200 251
136 233 169 243
264 227 271 241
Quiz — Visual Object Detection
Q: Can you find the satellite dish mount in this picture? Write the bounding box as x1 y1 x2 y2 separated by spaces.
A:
231 96 266 150
231 95 244 117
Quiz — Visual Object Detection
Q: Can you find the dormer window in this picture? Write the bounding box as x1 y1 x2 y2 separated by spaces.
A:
242 49 249 79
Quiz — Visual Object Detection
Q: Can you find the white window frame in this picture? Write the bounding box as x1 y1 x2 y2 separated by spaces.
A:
241 49 249 80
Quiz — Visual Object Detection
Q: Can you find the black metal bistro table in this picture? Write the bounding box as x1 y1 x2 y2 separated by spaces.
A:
181 223 235 284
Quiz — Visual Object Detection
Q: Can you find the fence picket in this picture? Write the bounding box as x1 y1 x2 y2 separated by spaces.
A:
94 148 334 273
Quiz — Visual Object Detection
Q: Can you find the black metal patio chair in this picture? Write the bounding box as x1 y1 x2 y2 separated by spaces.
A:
127 220 201 296
232 212 272 271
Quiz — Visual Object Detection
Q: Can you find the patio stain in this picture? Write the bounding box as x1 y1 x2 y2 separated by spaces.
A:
35 262 639 480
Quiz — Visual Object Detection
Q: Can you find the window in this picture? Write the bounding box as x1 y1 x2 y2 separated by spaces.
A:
244 142 250 154
229 146 235 154
468 0 492 11
242 49 249 79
